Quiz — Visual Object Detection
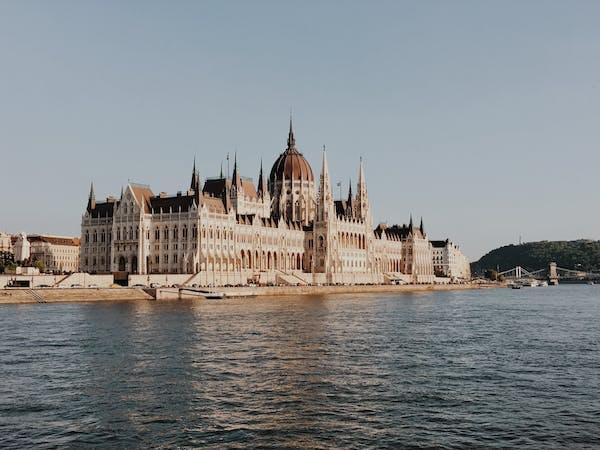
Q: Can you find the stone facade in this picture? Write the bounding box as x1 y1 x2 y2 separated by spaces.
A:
431 239 471 281
11 233 80 273
0 232 12 254
81 121 460 285
28 235 80 273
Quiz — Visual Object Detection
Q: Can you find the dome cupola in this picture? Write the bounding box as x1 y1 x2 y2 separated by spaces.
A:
269 118 314 184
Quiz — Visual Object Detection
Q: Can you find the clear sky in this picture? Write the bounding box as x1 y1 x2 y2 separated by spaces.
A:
1 1 599 260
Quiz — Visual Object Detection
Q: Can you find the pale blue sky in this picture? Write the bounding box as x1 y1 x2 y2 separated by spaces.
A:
1 1 599 260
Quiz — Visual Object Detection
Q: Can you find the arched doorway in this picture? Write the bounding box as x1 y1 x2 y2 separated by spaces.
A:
118 256 126 272
131 256 138 274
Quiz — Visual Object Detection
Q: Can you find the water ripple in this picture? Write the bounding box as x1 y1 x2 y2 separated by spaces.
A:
0 286 599 448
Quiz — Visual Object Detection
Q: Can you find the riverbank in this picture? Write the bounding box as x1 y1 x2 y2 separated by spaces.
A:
0 283 499 304
0 288 153 304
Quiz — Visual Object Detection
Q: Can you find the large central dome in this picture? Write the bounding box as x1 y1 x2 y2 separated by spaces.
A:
269 120 314 184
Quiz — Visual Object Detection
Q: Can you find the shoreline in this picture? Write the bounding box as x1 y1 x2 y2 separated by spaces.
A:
0 283 499 305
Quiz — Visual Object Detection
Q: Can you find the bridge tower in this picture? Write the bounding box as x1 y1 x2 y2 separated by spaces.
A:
549 262 559 285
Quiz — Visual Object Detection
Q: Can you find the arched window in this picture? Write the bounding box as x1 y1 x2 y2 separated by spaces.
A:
164 227 169 240
155 227 160 240
318 235 324 249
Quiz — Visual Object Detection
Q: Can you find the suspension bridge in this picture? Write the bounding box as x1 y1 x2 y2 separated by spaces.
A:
498 262 600 284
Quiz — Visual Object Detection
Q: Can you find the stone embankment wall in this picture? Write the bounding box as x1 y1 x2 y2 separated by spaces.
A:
0 288 152 304
0 273 114 288
220 283 488 297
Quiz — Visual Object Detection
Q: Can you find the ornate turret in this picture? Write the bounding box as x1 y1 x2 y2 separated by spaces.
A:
355 157 369 220
232 152 242 195
190 157 198 192
317 146 333 222
87 182 96 212
257 159 267 198
346 178 354 217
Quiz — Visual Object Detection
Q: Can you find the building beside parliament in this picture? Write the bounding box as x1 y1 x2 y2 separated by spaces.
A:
81 120 466 286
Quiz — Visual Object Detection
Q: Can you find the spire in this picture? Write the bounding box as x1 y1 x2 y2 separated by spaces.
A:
356 157 369 220
190 156 198 191
409 214 414 231
317 145 333 221
257 158 267 198
87 182 96 211
287 115 296 150
120 185 124 199
232 152 241 189
346 177 353 215
220 161 223 179
419 217 425 235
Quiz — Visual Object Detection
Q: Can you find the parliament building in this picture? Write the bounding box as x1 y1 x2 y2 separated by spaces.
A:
80 120 465 286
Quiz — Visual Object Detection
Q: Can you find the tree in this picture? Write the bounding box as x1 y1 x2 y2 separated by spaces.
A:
0 251 15 274
484 269 499 281
33 259 45 273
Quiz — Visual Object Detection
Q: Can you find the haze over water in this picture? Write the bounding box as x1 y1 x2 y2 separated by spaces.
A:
1 287 599 448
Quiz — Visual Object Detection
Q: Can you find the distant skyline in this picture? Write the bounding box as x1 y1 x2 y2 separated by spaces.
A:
1 1 600 260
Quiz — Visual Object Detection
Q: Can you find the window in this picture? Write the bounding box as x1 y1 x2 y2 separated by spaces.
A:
155 228 160 240
164 227 169 240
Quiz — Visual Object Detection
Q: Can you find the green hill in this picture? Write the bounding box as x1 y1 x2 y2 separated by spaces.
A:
472 240 600 274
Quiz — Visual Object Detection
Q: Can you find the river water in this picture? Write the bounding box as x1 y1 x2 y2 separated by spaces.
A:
1 286 599 448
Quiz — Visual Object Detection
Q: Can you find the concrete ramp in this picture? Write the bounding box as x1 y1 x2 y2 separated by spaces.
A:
276 271 308 286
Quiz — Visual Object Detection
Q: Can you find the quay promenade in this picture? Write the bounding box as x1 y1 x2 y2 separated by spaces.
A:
0 283 497 304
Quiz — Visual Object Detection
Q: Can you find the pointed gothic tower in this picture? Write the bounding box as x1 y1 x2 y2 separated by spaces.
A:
190 157 198 192
257 159 266 198
317 147 333 222
256 159 271 217
346 178 353 218
355 157 369 221
87 182 96 212
313 147 334 276
232 153 242 190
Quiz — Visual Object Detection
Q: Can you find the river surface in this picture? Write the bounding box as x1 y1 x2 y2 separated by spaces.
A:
1 286 599 448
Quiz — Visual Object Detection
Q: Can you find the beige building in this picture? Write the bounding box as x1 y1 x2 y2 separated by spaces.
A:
431 239 471 281
27 235 80 273
0 232 12 254
81 120 447 285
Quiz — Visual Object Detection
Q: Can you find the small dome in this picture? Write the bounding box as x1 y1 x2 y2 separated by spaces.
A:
269 119 314 184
